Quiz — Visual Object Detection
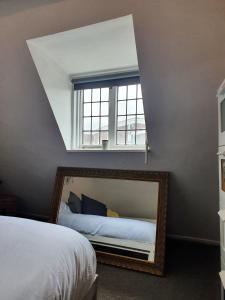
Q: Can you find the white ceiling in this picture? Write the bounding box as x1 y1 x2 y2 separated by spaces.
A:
27 15 139 77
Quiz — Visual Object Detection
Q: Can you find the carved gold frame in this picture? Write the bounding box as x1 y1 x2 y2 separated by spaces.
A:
50 167 169 276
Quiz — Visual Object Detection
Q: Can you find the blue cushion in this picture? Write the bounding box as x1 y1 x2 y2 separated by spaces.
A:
67 192 81 213
81 194 107 216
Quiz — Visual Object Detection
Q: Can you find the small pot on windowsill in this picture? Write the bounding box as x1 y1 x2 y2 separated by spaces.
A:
102 140 109 150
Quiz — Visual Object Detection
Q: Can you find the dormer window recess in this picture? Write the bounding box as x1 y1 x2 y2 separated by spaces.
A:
27 15 149 152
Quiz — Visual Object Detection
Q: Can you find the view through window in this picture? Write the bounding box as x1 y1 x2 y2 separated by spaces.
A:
76 83 146 148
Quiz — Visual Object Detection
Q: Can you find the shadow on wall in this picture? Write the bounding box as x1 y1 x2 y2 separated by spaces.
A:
0 0 64 17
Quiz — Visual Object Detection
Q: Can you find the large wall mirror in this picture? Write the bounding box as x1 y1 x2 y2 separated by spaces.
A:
51 168 169 275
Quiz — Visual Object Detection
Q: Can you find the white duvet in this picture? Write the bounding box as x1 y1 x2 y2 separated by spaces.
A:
0 216 96 300
58 203 156 243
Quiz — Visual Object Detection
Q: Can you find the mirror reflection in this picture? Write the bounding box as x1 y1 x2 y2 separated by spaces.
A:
57 176 158 262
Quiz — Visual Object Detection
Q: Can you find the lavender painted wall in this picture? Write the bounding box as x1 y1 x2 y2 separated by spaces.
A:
0 0 225 241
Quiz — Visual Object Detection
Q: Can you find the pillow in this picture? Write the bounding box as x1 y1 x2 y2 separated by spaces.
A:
67 192 81 214
59 201 72 215
107 209 119 218
81 194 107 216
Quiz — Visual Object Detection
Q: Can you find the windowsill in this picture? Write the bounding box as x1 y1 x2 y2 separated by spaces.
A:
67 146 146 153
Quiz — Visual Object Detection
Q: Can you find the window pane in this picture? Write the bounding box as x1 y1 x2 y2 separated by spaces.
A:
127 115 136 130
137 84 142 98
117 116 126 130
100 131 108 143
83 132 91 144
92 117 99 130
137 99 144 114
117 131 125 145
127 84 137 99
126 131 136 145
92 88 100 102
83 117 91 131
92 102 100 116
118 101 126 115
101 102 109 116
127 100 136 115
118 86 127 100
83 89 92 102
91 132 100 145
136 130 146 144
83 103 91 116
100 117 108 130
136 115 146 129
101 88 109 101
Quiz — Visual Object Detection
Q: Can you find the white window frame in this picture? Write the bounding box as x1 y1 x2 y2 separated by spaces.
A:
72 84 147 151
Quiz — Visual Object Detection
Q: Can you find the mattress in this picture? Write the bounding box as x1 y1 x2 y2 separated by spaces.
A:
0 216 96 300
58 204 156 243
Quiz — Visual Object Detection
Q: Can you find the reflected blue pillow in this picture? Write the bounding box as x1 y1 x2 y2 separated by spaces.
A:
67 192 81 214
81 194 107 216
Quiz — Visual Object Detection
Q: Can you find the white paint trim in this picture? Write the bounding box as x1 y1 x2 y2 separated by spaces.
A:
168 234 219 246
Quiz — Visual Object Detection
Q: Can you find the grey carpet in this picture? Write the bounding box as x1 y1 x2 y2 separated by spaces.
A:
96 239 220 300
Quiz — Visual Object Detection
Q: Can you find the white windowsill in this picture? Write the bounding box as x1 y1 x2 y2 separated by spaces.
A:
67 146 146 153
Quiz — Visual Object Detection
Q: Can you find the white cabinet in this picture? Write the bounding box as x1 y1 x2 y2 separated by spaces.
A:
218 146 225 210
218 79 225 299
218 80 225 147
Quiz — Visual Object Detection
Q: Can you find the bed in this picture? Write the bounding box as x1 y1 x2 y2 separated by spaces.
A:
58 202 156 261
0 216 97 300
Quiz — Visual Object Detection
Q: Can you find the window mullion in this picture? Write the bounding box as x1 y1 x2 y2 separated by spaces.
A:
78 90 83 147
109 86 116 147
71 88 75 150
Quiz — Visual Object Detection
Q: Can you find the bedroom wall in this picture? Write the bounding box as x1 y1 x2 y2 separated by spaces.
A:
0 0 225 242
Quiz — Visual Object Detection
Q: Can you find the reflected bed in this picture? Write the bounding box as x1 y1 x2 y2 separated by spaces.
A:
58 202 156 261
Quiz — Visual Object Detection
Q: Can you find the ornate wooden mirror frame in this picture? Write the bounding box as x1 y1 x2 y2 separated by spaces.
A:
50 167 169 276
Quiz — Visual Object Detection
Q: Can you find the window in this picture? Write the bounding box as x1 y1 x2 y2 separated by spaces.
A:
73 75 146 150
116 84 145 145
81 88 109 145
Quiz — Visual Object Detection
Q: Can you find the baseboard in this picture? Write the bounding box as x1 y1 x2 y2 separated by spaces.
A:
167 234 219 246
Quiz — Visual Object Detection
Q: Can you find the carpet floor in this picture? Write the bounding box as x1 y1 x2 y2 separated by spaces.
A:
96 239 220 300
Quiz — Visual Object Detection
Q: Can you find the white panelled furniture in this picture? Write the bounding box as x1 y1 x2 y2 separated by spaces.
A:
217 79 225 299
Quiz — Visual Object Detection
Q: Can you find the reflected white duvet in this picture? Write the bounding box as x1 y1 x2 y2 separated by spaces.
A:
0 216 96 300
58 204 156 243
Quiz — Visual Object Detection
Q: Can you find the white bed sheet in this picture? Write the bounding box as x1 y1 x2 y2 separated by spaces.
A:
0 216 96 300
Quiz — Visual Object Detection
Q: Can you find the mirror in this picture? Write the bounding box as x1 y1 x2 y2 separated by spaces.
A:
51 168 168 275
